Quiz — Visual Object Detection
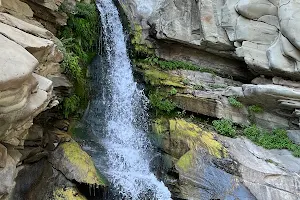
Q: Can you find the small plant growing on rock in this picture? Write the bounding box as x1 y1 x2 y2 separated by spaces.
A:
209 84 227 89
228 96 243 108
248 105 263 113
169 87 177 95
182 78 190 85
149 91 177 113
193 84 204 90
212 119 236 137
243 125 300 157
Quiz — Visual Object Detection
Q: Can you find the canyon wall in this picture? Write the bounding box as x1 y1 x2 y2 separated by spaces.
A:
0 1 106 199
118 0 300 199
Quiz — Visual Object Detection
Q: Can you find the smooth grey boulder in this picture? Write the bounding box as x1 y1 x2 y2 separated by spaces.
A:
235 0 277 19
223 137 300 200
287 130 300 145
278 0 300 50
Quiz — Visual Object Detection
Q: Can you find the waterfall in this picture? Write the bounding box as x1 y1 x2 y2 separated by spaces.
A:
82 0 172 199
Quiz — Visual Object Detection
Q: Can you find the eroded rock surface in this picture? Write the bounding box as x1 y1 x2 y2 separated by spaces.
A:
153 119 300 200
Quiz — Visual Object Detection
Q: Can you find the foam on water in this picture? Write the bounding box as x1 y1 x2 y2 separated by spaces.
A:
94 0 172 199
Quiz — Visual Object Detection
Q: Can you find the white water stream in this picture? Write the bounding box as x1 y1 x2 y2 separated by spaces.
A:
93 0 172 199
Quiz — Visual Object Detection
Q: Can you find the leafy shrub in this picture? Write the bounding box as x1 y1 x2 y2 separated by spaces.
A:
62 95 81 118
228 96 243 108
248 105 263 113
212 119 236 137
193 84 204 90
169 87 177 95
149 91 177 113
58 2 99 118
243 125 300 157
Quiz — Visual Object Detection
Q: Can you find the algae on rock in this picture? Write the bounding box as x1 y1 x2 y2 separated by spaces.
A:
49 140 107 186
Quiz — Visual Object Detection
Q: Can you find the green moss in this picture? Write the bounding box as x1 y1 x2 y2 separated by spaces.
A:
209 84 227 89
131 24 154 56
138 56 216 74
212 119 237 137
149 91 177 113
228 96 243 108
170 119 228 158
62 95 81 118
58 2 99 118
152 118 169 135
60 141 108 185
243 125 300 157
248 105 264 113
144 69 185 88
212 120 300 157
193 84 204 90
176 150 194 172
169 87 177 95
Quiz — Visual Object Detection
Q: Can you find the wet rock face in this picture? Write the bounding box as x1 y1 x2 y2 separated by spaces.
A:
153 119 300 200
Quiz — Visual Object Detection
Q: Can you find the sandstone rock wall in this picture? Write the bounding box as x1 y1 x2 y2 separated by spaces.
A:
0 1 105 199
120 0 300 130
120 0 300 199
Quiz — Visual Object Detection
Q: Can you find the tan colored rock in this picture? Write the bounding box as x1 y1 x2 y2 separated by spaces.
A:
0 0 33 17
0 22 54 62
0 143 7 168
0 34 37 91
0 13 54 39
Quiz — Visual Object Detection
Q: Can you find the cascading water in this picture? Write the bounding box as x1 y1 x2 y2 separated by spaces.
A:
82 0 172 199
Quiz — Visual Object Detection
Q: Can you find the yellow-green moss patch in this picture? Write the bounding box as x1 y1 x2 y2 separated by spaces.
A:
60 141 107 186
176 150 194 172
53 187 86 200
169 119 228 158
144 69 185 88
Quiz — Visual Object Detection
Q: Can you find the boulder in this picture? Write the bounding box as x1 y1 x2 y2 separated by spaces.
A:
49 140 107 186
0 22 54 62
223 137 300 200
0 13 54 39
0 34 37 90
235 0 277 20
0 0 33 18
287 130 300 145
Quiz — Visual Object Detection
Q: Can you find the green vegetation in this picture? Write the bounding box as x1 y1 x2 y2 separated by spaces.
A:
243 125 300 157
193 84 204 90
169 87 177 95
149 90 177 113
228 96 243 108
248 105 264 113
131 24 154 56
212 119 300 157
212 119 237 137
62 95 81 118
139 56 216 74
209 84 227 89
58 2 99 118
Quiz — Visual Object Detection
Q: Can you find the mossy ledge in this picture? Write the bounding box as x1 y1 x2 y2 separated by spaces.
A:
58 1 100 118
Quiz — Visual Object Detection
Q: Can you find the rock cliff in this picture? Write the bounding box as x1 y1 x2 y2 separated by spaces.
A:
118 0 300 199
0 1 106 199
121 0 300 130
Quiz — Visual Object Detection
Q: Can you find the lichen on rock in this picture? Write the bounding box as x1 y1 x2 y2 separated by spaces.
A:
53 187 87 200
49 140 107 186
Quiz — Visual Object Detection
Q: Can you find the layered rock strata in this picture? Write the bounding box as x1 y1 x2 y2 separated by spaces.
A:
0 1 105 199
120 0 300 130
